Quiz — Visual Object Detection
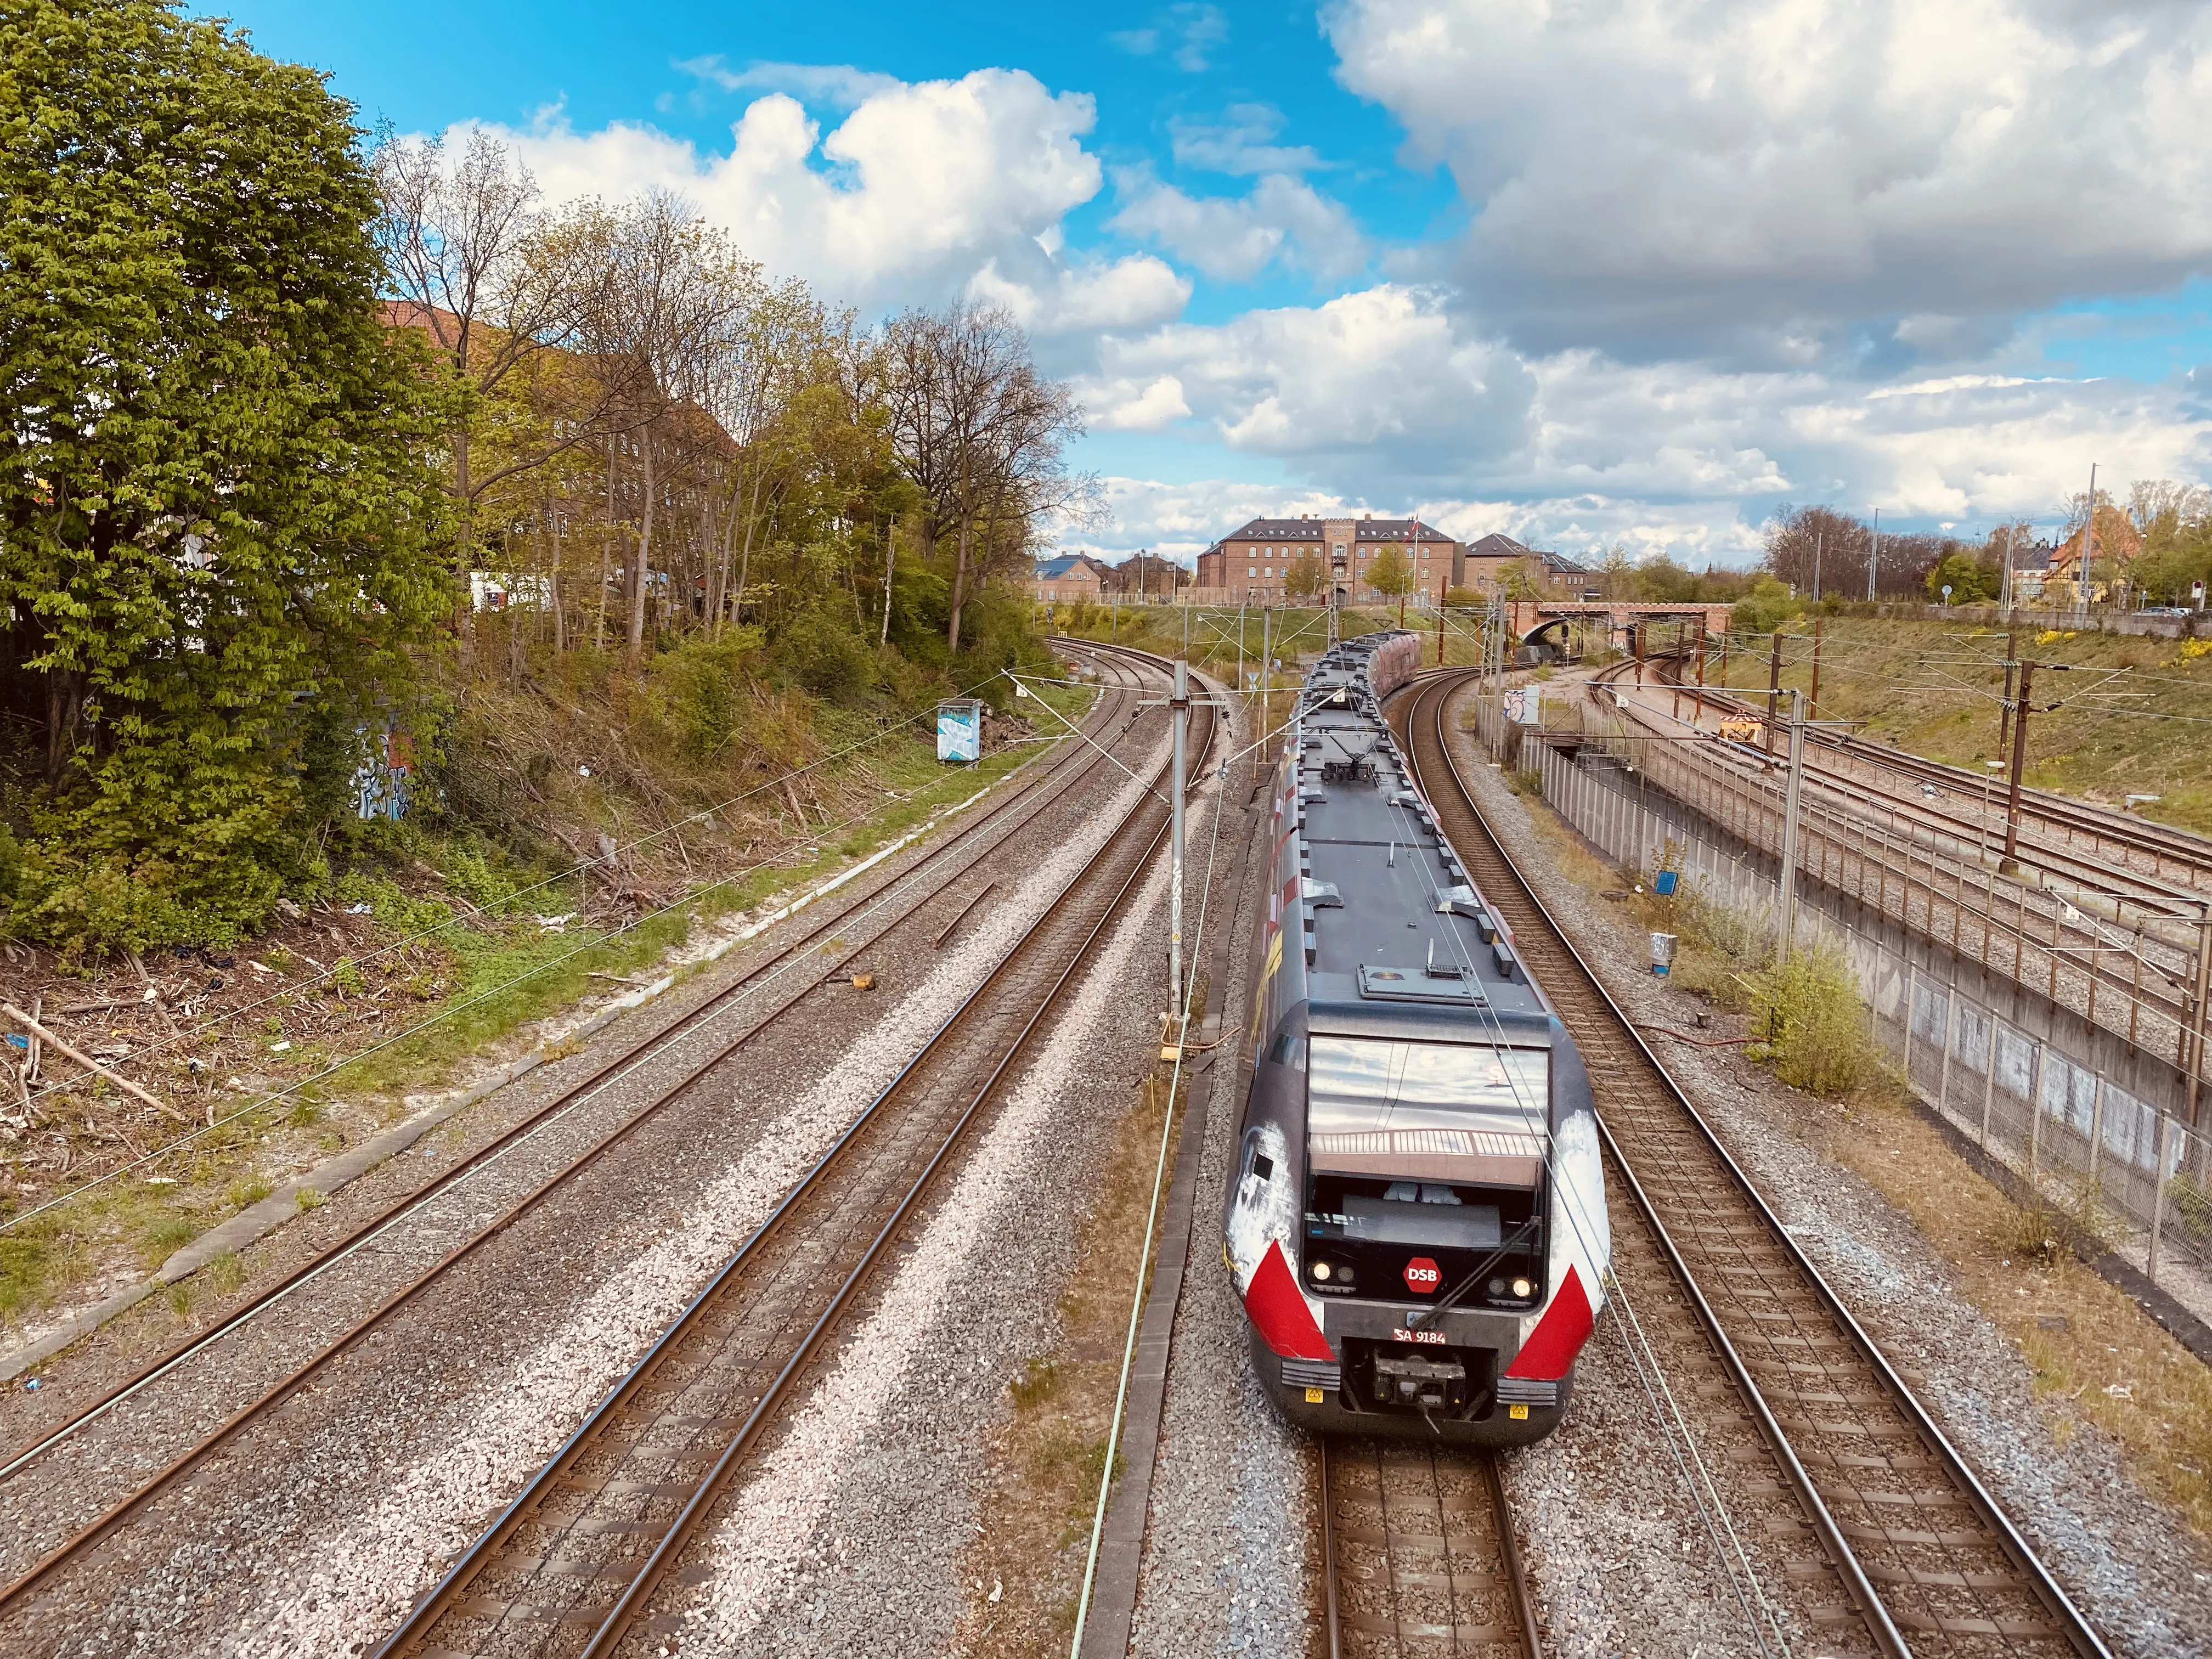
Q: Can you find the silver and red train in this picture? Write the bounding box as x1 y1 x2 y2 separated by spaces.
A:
1223 632 1610 1443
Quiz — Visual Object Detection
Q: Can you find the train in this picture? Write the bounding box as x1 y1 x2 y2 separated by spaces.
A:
1222 633 1611 1444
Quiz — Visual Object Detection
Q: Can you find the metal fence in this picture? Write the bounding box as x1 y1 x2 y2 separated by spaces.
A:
1559 695 2212 1121
1532 738 2212 1331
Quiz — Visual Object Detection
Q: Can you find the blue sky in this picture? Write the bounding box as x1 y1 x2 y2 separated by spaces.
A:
208 1 2212 566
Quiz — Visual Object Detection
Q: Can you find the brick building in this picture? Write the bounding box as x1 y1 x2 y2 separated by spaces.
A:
1194 514 1463 604
1461 534 1596 598
1033 555 1108 603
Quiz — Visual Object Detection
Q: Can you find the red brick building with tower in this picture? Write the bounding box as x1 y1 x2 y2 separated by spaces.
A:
1195 514 1463 604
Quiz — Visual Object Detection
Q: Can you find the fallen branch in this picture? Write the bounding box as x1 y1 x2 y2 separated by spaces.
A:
1634 1021 1754 1049
1 1002 190 1125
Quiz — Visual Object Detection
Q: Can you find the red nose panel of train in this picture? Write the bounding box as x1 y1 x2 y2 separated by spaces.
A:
1244 1239 1332 1361
1501 1264 1594 1381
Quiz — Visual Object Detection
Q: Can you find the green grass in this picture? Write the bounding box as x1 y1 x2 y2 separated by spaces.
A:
1706 614 2212 834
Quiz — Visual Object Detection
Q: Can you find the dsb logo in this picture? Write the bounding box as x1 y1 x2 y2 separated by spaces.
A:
1403 1256 1441 1293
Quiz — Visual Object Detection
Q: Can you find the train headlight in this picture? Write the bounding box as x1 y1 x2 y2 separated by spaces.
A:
1310 1260 1331 1282
1338 1263 1355 1286
1511 1277 1533 1299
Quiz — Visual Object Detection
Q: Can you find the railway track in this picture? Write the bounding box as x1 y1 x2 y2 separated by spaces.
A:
0 642 1177 1632
1598 654 2212 906
1321 1436 1541 1659
1392 668 2112 1659
366 680 1219 1658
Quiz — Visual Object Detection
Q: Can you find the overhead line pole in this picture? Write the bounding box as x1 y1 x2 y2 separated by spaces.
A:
1765 630 1785 757
1779 690 1807 960
2002 661 2035 871
1169 659 1189 1023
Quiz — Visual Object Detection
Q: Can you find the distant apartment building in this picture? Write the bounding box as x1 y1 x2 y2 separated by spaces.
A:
1460 534 1596 597
1195 514 1463 603
1100 550 1190 598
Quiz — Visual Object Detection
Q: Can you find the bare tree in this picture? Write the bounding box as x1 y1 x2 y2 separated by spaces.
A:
1763 504 1868 598
573 193 757 657
879 304 1091 654
2129 479 2212 553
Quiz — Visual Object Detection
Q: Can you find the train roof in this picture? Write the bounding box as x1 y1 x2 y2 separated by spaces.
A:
1289 636 1551 1042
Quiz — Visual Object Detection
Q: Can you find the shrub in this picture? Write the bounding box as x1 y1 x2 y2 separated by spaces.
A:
645 630 764 764
770 609 870 698
1753 946 1878 1096
1730 575 1804 636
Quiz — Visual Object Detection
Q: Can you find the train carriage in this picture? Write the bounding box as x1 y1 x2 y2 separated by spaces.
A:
1224 633 1610 1443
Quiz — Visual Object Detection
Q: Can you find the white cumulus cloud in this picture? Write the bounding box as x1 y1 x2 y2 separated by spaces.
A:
967 253 1191 337
1328 0 2212 361
454 69 1115 310
1111 170 1367 281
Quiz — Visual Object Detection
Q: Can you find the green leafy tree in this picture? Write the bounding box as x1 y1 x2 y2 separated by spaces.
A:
1923 550 1991 603
1729 575 1803 635
1498 557 1543 602
1284 549 1326 601
0 0 453 951
1365 541 1414 623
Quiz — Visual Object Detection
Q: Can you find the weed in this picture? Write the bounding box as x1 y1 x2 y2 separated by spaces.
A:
1508 768 1543 797
295 1186 324 1211
286 1098 321 1128
139 1213 196 1268
1993 1185 2115 1265
206 1250 247 1293
1009 1357 1063 1411
225 1177 273 1211
165 1282 193 1316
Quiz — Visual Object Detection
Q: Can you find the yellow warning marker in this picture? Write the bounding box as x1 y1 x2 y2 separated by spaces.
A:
1508 1403 1530 1420
1305 1387 1325 1404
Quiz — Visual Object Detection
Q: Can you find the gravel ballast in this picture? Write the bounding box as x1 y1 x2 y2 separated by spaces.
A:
0 693 1173 1658
675 821 1196 1657
1442 689 2212 1657
219 753 1171 1659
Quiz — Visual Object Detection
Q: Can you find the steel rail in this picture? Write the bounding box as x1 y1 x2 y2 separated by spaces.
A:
1400 668 2113 1658
0 648 1145 1493
1607 654 2212 900
1319 1435 1541 1659
375 683 1217 1659
0 645 1171 1620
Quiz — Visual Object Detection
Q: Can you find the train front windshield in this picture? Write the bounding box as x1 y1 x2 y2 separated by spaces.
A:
1302 1038 1550 1306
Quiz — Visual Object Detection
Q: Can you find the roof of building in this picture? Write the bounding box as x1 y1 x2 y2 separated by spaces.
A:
1465 533 1529 559
1352 517 1451 541
1217 518 1328 543
1209 515 1455 555
1034 555 1093 578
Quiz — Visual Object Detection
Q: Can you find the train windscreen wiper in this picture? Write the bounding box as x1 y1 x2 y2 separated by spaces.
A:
1404 1216 1539 1333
